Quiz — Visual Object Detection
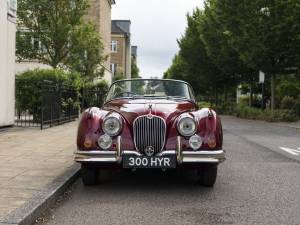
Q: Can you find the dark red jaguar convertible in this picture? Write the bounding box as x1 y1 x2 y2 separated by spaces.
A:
75 79 225 187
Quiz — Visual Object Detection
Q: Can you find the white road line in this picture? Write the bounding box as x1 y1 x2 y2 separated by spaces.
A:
279 147 300 156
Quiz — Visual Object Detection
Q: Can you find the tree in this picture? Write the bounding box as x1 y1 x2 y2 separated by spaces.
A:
213 0 300 112
200 0 254 103
165 9 224 104
131 56 140 79
16 0 89 68
67 22 105 82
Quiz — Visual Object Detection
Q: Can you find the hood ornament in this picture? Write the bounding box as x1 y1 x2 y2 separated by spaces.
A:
147 103 153 119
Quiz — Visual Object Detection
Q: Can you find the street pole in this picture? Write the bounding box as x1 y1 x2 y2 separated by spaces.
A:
259 70 265 110
271 74 275 115
261 82 264 110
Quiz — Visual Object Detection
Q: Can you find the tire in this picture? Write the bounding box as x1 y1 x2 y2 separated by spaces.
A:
81 164 98 186
198 165 218 187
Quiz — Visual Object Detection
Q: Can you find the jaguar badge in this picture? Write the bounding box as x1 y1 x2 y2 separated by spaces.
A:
145 146 155 157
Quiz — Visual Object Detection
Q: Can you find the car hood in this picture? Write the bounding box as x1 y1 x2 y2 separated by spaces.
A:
103 99 196 125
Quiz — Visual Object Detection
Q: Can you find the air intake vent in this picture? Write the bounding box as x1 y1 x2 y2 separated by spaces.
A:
133 115 166 155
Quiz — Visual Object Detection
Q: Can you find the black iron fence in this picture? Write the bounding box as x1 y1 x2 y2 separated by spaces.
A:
15 79 106 129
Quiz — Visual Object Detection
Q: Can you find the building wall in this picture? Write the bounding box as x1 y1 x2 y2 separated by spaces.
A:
111 34 126 75
86 0 113 84
0 1 16 127
15 61 51 74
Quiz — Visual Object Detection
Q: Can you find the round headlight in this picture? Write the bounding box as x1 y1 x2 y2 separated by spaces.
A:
98 134 112 150
189 135 203 150
177 117 196 136
102 116 122 136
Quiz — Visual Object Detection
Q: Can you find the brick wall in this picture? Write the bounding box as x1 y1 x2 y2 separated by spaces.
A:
111 35 126 76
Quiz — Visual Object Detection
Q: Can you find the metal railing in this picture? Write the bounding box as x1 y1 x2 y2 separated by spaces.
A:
15 79 106 129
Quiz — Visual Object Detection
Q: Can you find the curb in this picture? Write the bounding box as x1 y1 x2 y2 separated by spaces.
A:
0 164 80 225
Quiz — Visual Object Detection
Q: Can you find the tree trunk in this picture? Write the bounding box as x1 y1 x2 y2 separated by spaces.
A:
214 85 218 106
224 85 228 103
271 73 276 114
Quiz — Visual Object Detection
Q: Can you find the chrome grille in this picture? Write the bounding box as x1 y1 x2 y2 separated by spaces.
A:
133 115 166 154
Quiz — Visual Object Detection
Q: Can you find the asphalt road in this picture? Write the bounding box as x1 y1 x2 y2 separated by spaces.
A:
42 116 300 225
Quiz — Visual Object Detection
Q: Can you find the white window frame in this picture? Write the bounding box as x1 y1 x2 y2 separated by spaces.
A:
110 63 118 75
111 40 118 53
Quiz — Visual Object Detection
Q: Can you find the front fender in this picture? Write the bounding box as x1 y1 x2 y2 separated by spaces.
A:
192 108 223 150
77 107 109 150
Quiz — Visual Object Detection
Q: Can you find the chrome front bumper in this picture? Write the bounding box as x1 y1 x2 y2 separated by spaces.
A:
75 148 225 165
74 150 225 164
75 136 225 164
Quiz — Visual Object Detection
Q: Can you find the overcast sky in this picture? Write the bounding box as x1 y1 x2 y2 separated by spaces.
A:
112 0 204 78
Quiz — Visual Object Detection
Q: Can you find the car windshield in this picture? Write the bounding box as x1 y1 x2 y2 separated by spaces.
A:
106 79 195 102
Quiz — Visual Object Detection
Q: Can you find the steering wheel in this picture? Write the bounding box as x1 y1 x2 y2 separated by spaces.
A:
116 91 138 97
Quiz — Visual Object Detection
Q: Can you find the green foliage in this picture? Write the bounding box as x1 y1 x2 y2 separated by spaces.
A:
131 57 140 79
16 0 105 82
235 105 298 122
198 101 211 108
213 102 237 115
280 96 296 109
68 22 105 82
17 0 89 68
277 74 300 99
165 9 223 98
15 69 82 120
166 0 300 109
81 80 109 108
112 74 126 82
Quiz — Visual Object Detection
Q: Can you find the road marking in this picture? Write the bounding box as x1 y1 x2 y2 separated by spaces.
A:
279 147 300 156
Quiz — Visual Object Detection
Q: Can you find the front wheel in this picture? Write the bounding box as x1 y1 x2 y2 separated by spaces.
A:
81 164 98 186
198 165 218 187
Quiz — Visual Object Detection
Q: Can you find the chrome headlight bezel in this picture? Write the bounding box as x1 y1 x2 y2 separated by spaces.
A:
177 116 197 137
102 115 122 136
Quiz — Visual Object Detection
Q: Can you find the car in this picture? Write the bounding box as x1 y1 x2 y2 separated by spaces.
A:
75 79 225 187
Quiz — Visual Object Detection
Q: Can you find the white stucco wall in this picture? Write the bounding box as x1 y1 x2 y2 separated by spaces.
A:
15 61 51 74
0 1 16 127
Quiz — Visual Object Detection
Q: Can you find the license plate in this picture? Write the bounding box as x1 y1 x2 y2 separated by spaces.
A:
123 155 176 168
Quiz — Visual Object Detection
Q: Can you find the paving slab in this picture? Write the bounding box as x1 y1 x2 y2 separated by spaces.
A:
0 122 80 224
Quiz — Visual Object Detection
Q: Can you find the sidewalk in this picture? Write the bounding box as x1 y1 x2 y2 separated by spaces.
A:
0 121 79 224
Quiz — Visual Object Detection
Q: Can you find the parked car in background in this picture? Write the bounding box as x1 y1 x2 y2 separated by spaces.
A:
75 79 225 187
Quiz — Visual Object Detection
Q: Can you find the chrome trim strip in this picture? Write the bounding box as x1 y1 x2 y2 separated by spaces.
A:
122 150 143 156
182 150 225 156
116 136 121 162
182 158 219 163
76 158 118 162
75 151 116 155
156 150 176 156
176 136 182 164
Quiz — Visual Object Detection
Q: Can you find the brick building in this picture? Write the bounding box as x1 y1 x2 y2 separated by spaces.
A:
86 0 116 83
110 20 132 79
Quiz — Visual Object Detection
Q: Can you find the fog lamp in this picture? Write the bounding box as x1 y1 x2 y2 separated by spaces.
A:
189 135 203 150
98 134 112 150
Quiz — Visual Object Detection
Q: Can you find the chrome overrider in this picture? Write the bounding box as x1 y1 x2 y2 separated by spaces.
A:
74 136 226 164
